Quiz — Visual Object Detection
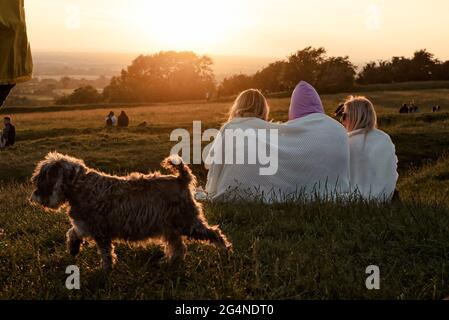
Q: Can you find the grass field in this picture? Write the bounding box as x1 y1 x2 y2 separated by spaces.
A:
1 88 449 299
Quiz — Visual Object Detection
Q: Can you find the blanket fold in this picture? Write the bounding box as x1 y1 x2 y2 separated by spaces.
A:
205 114 350 202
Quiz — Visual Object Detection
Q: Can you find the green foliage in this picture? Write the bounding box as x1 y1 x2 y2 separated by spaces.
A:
55 85 102 105
220 74 254 96
221 47 356 95
102 51 216 103
358 49 449 84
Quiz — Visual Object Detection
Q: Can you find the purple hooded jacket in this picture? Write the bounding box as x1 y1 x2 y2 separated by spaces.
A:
288 81 325 120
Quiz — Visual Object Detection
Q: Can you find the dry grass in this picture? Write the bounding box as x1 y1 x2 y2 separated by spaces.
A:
1 88 449 299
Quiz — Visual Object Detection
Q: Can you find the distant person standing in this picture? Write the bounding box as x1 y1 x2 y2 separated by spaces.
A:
105 111 117 127
117 110 129 127
0 0 33 108
0 117 16 148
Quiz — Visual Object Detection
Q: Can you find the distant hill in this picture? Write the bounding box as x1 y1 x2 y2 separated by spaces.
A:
32 51 276 81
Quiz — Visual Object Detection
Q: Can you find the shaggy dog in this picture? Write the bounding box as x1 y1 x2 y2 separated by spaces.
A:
30 152 232 271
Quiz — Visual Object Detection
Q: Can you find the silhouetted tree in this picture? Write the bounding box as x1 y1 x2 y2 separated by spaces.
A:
253 61 287 93
316 56 356 93
55 85 102 105
281 47 326 90
103 51 216 103
434 61 449 80
357 49 446 84
220 74 254 96
220 47 356 95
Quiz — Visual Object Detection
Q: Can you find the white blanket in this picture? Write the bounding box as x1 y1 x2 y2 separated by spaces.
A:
348 129 398 200
205 114 350 202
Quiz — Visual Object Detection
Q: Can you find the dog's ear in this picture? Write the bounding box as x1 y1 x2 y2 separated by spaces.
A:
31 160 45 184
62 164 79 184
47 162 64 183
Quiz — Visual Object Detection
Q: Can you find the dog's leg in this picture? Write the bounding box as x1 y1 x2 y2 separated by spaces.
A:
187 220 232 252
95 238 116 272
163 233 186 264
66 227 82 257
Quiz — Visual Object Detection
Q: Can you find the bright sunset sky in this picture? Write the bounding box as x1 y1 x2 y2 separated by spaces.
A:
26 0 449 62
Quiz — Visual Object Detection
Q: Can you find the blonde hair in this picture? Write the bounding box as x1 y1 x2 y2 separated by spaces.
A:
344 96 377 133
228 89 269 122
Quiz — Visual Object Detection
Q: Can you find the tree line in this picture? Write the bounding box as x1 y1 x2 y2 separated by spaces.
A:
56 48 449 105
357 49 449 84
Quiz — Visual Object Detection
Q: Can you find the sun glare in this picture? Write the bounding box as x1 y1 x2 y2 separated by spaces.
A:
128 0 247 51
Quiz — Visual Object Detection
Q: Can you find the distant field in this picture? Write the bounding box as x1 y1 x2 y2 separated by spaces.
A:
1 87 449 299
1 88 449 181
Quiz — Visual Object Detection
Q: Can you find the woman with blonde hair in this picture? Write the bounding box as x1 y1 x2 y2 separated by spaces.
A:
205 83 350 202
342 96 398 200
227 88 270 122
205 89 270 201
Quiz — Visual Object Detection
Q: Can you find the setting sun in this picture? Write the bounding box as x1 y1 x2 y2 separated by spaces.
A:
25 0 449 60
120 0 251 52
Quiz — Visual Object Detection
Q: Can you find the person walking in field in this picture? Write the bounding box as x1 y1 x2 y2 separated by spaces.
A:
0 116 16 149
0 0 33 108
341 96 398 201
117 110 129 127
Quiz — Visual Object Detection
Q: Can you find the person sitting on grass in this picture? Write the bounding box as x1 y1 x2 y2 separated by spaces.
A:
0 117 16 149
399 104 409 114
105 111 117 127
341 96 398 201
432 105 441 113
205 89 271 201
205 83 350 202
117 110 129 127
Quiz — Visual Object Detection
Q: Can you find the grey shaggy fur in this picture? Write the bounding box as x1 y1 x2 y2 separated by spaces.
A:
30 152 232 271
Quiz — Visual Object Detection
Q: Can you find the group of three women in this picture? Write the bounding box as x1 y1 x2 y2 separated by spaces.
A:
204 81 398 203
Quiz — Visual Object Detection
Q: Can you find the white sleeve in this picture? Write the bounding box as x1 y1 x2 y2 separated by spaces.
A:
204 129 225 196
383 139 399 197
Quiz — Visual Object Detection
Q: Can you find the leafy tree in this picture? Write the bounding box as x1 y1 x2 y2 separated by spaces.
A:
281 47 326 90
103 51 216 102
357 49 446 84
55 85 102 105
219 47 356 95
253 61 287 93
316 56 356 93
220 74 255 96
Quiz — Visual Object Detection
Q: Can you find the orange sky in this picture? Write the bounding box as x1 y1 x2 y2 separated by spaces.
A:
26 0 449 62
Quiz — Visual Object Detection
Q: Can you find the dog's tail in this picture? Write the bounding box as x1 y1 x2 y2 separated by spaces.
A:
161 155 195 186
